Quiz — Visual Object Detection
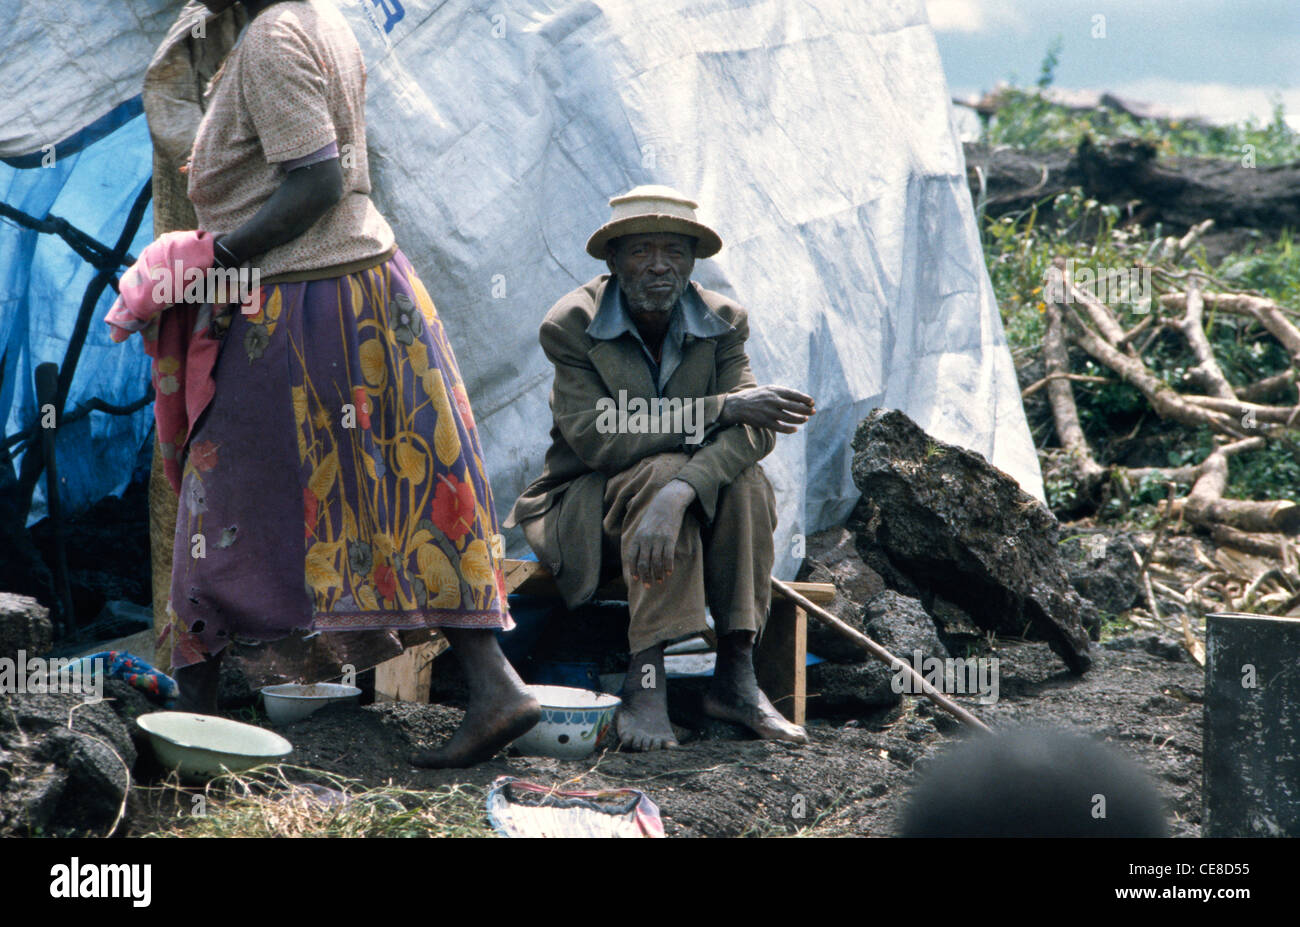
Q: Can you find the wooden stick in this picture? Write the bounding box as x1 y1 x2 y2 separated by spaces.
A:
1182 448 1300 534
1042 281 1107 490
1159 291 1300 363
1178 279 1237 401
1020 372 1113 399
1208 524 1286 559
769 577 993 734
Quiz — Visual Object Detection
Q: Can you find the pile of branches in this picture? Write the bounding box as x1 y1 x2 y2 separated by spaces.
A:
1034 220 1300 630
1133 533 1300 659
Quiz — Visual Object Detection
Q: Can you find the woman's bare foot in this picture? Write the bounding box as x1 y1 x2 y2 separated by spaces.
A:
703 630 809 744
410 686 540 768
410 628 541 769
616 644 678 751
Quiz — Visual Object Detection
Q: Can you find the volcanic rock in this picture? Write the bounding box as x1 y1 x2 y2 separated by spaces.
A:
849 408 1092 673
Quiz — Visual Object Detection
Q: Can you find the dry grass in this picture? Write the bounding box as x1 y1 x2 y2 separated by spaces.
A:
140 764 494 838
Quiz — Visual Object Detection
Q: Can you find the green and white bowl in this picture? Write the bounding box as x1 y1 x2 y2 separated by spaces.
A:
137 711 292 782
511 685 620 760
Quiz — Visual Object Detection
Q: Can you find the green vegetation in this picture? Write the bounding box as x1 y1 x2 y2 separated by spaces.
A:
982 45 1300 522
982 36 1300 162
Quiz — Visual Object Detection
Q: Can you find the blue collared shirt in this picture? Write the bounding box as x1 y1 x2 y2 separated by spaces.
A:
586 278 734 394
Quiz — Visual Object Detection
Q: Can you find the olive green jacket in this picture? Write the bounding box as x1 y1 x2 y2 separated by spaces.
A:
505 274 775 608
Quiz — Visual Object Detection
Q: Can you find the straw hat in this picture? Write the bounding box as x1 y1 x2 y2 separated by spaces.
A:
586 185 723 259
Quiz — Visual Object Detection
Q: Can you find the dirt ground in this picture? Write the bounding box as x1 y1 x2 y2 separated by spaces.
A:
131 634 1201 837
24 483 1206 837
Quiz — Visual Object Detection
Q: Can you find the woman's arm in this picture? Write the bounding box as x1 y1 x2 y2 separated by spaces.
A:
216 157 344 266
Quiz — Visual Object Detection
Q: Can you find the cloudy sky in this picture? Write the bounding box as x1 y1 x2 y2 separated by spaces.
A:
926 0 1300 128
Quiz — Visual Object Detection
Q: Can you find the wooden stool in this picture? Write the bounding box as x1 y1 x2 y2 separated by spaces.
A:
376 558 834 725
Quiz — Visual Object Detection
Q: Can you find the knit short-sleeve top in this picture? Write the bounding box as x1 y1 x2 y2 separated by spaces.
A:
186 0 395 278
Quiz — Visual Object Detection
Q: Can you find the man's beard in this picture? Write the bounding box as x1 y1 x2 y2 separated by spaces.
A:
622 270 689 316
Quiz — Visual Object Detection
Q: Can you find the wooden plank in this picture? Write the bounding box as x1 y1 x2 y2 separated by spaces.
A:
775 581 836 605
504 559 563 597
504 558 551 594
374 635 448 703
754 599 806 725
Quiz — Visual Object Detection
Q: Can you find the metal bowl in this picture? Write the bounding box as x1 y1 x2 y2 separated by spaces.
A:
260 682 362 726
137 711 292 782
511 685 620 760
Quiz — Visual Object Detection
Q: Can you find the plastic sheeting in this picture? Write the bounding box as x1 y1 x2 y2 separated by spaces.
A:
0 117 157 524
1 0 1043 576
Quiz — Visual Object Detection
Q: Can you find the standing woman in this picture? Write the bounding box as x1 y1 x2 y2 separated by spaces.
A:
167 0 538 766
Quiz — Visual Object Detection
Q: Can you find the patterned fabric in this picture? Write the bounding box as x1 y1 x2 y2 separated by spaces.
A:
65 651 179 706
104 228 242 493
159 249 512 675
186 0 395 278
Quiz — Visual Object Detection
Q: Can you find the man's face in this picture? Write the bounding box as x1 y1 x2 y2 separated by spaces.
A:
607 233 696 320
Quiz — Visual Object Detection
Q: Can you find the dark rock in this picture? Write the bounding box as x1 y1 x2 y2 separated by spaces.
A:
805 591 950 719
807 660 900 716
850 408 1092 673
1102 633 1185 662
844 511 926 599
926 595 983 636
1059 531 1142 637
0 763 68 834
0 593 53 660
0 692 136 763
100 678 158 754
796 527 885 662
34 726 132 832
0 692 135 835
862 590 949 662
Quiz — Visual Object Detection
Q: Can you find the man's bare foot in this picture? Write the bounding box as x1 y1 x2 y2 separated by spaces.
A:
410 627 541 769
616 644 678 751
704 630 809 744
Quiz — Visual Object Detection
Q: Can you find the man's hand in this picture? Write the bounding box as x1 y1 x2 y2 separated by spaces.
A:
718 385 815 433
627 479 697 587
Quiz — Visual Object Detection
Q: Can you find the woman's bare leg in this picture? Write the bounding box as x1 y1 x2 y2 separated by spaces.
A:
175 650 223 714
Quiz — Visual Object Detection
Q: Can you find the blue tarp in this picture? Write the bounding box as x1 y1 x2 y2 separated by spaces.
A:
1 106 157 524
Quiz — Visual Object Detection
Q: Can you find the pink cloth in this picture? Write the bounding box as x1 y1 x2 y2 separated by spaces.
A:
105 229 254 493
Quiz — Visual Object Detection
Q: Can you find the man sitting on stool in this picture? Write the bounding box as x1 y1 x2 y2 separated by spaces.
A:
507 186 815 750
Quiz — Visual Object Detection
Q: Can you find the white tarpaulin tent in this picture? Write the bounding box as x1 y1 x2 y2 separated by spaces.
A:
0 0 1043 576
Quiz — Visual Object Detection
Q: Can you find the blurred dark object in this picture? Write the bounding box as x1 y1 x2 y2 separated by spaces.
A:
901 728 1168 836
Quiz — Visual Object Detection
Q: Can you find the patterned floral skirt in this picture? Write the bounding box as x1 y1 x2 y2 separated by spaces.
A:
160 248 513 678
